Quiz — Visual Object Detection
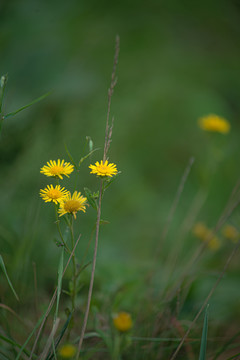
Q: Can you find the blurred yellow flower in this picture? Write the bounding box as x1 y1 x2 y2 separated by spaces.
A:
222 224 239 243
40 159 74 179
58 191 87 219
192 222 209 240
193 222 221 250
113 312 133 332
40 185 68 204
208 235 221 250
58 344 76 358
198 114 230 134
89 160 117 177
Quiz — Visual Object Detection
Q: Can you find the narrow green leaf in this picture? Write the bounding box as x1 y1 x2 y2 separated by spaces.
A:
55 248 64 321
46 312 73 360
213 328 240 360
0 334 26 351
78 148 99 167
64 142 78 169
0 74 8 113
86 136 94 152
0 255 19 301
227 352 240 360
103 171 121 191
84 187 98 210
15 314 45 360
99 219 110 225
199 304 209 360
4 91 51 119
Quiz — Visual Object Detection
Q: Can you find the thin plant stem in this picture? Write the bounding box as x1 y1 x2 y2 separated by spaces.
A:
29 235 81 360
32 262 39 321
165 181 240 303
76 35 120 359
69 215 77 312
103 35 119 162
76 180 103 359
169 240 240 360
54 205 70 253
156 156 195 257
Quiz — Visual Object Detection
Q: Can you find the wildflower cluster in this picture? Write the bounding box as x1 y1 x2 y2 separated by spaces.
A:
40 158 118 218
192 222 220 250
193 222 239 250
40 159 87 219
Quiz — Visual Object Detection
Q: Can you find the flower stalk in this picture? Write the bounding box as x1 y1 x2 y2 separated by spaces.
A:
76 35 120 359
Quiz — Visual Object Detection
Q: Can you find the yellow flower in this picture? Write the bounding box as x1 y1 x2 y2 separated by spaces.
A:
40 185 68 204
192 222 209 240
198 114 230 134
193 223 221 250
89 160 117 177
58 344 77 358
40 159 74 179
58 191 87 219
222 224 239 243
113 312 133 332
208 235 221 250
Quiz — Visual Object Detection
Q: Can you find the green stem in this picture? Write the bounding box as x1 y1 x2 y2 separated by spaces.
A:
69 215 77 312
112 333 121 360
76 180 103 359
54 205 70 253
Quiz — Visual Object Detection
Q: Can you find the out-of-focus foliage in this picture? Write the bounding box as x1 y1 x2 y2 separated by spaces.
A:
1 0 240 335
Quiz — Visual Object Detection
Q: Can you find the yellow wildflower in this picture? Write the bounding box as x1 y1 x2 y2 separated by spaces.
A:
58 191 87 219
40 185 68 204
113 312 133 332
222 224 239 243
192 222 209 240
193 223 221 250
198 114 230 134
89 160 117 177
208 235 221 250
58 344 77 358
40 159 74 179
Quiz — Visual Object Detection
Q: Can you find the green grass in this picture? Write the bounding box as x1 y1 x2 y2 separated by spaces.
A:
1 1 240 358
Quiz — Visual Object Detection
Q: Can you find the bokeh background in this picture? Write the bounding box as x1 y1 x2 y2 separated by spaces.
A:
1 0 240 347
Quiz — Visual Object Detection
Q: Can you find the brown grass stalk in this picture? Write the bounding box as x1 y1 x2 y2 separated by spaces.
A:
76 35 120 359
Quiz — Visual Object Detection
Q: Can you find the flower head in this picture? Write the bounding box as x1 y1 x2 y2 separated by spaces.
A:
193 222 221 250
58 191 87 219
198 114 230 134
113 312 133 332
89 160 117 177
222 224 239 243
40 185 68 204
58 344 76 358
192 222 209 240
40 159 74 179
207 235 221 250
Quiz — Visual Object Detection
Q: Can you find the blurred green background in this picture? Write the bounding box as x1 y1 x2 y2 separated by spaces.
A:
1 0 240 333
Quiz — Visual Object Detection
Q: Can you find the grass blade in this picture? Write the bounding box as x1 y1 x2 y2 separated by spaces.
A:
0 333 35 358
0 74 8 114
55 247 64 321
0 255 19 301
64 142 78 169
199 304 209 360
4 91 51 119
46 312 73 360
15 314 45 360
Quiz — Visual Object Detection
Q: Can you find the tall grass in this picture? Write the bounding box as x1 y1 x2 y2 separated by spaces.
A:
0 37 240 360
